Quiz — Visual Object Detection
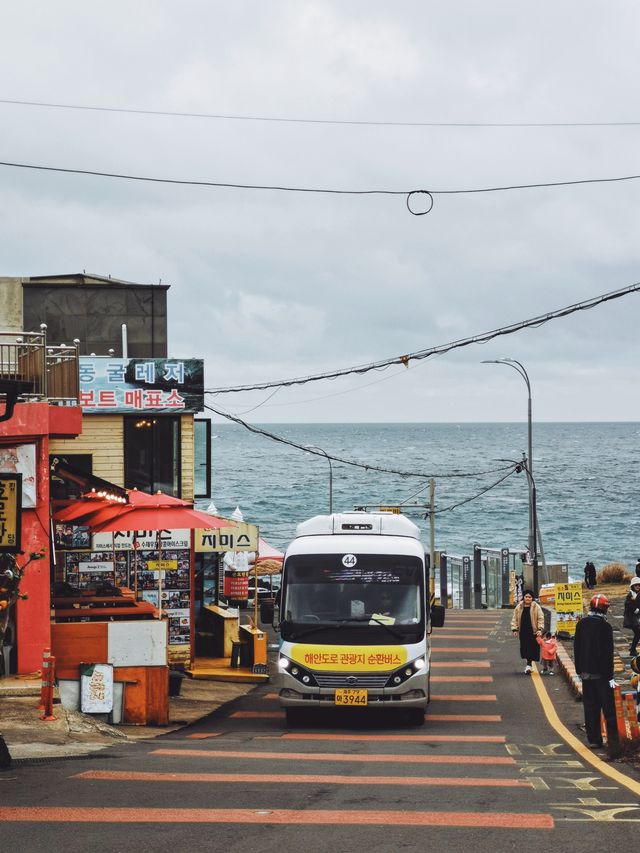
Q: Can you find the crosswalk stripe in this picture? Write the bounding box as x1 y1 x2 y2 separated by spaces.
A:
432 676 493 682
151 749 514 764
74 770 532 788
427 714 501 722
431 661 490 668
430 647 488 652
0 807 554 828
430 694 497 701
273 734 506 742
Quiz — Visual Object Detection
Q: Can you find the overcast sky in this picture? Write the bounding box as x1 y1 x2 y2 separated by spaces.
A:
2 2 640 423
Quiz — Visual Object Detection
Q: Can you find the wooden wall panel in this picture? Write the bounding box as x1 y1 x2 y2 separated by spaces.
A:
116 665 169 725
51 622 108 678
50 415 125 486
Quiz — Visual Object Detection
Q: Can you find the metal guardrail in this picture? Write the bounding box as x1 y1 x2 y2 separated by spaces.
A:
0 330 79 403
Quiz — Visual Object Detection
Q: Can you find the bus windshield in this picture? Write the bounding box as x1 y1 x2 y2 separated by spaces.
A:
281 553 424 642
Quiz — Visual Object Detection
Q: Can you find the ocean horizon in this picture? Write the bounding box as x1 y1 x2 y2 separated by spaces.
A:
200 421 640 576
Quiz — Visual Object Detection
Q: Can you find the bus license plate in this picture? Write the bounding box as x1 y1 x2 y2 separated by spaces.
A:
335 689 368 706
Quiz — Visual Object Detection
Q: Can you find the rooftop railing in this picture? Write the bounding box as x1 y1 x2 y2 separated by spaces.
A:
0 329 79 404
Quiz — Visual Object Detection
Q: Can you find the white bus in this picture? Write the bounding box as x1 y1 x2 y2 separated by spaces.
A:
266 511 445 726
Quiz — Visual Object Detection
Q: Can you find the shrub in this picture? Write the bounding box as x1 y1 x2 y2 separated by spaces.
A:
597 562 632 584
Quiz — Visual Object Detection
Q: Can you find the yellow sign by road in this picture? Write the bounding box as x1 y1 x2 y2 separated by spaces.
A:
147 560 178 571
555 582 583 611
379 506 401 514
0 474 21 553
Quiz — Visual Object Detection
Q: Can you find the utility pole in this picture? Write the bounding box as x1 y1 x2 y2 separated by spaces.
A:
429 479 436 601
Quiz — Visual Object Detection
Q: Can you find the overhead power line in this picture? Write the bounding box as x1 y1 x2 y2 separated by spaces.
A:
1 159 640 217
2 97 640 128
203 402 517 481
206 280 640 394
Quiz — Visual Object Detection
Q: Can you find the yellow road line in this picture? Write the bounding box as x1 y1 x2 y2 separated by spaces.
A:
531 666 640 797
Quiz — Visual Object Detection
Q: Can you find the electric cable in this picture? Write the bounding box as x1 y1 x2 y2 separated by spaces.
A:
206 280 640 394
3 97 640 128
1 159 640 217
204 402 516 480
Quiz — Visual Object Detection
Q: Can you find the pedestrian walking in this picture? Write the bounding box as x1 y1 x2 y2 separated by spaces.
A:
584 561 597 590
573 593 619 750
536 631 558 674
510 589 544 674
623 578 640 656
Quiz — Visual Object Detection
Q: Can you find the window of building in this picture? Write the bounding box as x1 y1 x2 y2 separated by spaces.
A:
124 416 181 496
194 418 211 499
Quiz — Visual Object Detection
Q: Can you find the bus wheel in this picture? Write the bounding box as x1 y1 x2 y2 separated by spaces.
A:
285 708 305 727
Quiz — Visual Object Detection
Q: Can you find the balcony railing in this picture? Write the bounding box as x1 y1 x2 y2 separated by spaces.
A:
0 331 79 404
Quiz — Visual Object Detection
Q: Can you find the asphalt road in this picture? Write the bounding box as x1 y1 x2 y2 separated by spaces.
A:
2 610 640 851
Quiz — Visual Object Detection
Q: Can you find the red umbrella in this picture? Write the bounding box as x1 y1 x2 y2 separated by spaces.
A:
80 494 234 616
89 504 230 533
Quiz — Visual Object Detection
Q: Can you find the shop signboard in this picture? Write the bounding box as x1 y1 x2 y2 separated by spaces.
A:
0 473 21 553
78 357 204 414
224 571 250 600
195 522 258 553
93 529 190 551
554 582 583 636
147 560 178 571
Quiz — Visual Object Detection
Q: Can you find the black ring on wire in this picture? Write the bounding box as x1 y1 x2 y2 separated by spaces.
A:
406 190 434 216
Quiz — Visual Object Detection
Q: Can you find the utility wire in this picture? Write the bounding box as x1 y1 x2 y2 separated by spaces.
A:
204 402 516 480
431 466 520 515
2 97 640 128
207 280 640 394
1 159 640 217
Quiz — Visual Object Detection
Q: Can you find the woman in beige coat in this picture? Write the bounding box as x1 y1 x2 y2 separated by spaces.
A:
511 589 544 674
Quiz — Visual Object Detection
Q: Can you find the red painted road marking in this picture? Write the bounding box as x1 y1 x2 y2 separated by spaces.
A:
0 807 554 828
75 770 531 788
152 749 513 764
185 733 221 740
430 694 497 702
432 676 493 682
231 711 282 718
262 733 506 742
432 634 491 638
426 714 501 722
430 647 488 653
432 661 490 668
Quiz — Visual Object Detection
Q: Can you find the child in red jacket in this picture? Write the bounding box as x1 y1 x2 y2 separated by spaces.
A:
536 631 558 675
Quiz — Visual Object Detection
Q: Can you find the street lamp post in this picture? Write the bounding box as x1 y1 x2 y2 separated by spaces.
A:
306 445 333 514
482 358 538 592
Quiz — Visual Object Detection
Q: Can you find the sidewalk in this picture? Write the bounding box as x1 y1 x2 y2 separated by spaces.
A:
0 674 256 763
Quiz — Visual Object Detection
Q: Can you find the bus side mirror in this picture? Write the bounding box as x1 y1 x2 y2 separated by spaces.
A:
260 598 275 625
430 604 445 628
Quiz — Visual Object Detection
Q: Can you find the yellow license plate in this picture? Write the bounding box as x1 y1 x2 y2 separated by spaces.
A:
335 688 368 706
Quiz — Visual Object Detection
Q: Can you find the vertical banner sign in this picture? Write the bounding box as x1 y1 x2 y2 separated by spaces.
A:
0 473 22 553
462 556 471 610
500 548 510 608
554 582 583 636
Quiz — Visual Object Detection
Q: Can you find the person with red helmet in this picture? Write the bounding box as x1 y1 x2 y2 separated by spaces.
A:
573 592 619 750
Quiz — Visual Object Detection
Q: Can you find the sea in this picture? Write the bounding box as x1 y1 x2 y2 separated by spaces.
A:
199 422 640 578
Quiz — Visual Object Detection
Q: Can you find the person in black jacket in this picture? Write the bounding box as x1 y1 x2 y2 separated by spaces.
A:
573 593 619 750
623 579 640 655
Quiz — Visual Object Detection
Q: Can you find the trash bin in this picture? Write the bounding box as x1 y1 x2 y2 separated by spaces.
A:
168 669 185 697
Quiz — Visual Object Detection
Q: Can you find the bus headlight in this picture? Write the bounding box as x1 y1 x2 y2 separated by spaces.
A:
279 657 318 687
385 658 426 688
